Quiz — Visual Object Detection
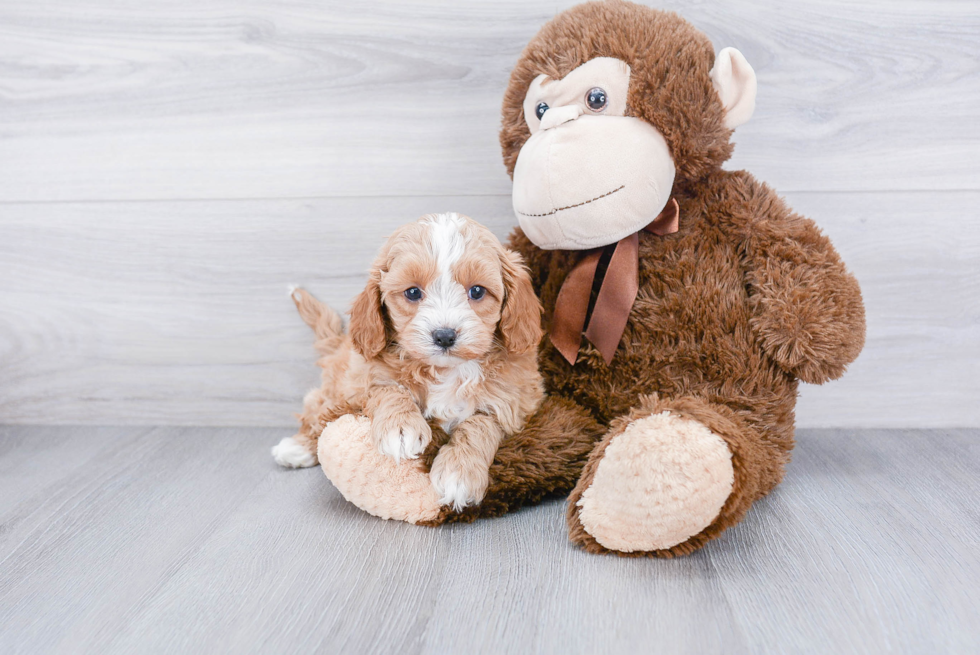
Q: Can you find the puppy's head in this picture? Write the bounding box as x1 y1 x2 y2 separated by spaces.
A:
349 213 542 365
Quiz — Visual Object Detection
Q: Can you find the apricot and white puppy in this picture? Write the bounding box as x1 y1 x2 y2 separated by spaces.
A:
272 213 545 511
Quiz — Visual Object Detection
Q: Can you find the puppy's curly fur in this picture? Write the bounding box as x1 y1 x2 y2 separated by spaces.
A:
273 213 544 511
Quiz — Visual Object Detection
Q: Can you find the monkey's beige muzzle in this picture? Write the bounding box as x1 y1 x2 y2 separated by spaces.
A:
512 113 676 251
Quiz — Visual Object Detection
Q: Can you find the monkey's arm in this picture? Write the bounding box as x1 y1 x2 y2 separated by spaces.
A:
724 171 866 384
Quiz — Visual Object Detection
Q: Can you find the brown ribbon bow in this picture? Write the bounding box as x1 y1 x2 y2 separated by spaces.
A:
550 198 680 365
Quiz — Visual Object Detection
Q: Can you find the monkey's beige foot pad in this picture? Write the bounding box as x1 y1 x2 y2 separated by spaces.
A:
318 415 442 524
575 412 734 552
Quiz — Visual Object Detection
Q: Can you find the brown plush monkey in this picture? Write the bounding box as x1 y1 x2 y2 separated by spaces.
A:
317 0 866 557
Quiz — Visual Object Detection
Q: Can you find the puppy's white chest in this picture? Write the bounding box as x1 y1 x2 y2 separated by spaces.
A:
423 361 483 432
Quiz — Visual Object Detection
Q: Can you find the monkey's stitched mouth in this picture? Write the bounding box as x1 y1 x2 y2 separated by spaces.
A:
517 185 625 218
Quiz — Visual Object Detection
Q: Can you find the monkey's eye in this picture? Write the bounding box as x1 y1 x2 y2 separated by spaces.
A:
535 102 549 120
468 285 486 301
586 87 607 112
404 287 423 302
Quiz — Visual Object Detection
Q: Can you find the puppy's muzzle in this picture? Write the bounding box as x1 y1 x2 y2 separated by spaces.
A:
431 328 457 349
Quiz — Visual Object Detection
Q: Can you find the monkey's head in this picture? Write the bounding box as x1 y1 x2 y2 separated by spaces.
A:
501 0 757 250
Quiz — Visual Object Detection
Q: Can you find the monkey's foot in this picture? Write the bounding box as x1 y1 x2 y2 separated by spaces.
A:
568 411 734 554
318 415 442 524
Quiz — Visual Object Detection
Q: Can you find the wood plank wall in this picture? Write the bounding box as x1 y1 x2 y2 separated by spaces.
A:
1 0 978 427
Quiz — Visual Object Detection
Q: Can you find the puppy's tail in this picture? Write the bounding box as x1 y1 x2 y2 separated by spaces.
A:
290 287 345 356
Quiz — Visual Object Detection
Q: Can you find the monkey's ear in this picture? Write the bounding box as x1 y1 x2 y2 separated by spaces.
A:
710 47 757 130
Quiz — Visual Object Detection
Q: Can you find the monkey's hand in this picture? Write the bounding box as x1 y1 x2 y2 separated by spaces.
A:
732 174 866 384
745 250 865 384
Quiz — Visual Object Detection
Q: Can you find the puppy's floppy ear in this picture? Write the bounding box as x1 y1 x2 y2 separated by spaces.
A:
348 265 388 359
499 249 543 354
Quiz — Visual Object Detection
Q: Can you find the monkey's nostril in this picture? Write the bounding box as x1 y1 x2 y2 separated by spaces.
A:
432 328 457 349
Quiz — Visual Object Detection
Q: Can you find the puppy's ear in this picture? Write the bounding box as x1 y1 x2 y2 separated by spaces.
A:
499 249 543 354
349 266 388 359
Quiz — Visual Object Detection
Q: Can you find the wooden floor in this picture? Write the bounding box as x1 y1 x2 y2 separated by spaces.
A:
1 426 977 654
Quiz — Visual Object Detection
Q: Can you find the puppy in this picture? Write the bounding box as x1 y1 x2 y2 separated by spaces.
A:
272 213 545 510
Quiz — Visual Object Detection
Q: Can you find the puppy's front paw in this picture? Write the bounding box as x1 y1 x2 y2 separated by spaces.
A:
429 445 490 511
372 411 432 463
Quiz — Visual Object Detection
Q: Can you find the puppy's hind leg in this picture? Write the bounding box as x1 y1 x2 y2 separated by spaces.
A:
272 436 318 469
275 287 347 469
273 388 326 469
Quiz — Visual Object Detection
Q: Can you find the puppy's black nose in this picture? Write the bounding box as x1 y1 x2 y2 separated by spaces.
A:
432 328 457 349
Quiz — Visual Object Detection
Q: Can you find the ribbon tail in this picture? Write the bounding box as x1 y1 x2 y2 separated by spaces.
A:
583 233 639 364
549 250 602 365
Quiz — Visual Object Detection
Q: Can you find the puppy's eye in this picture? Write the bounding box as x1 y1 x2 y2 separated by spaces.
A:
535 102 549 120
586 87 607 112
468 285 486 301
404 287 423 302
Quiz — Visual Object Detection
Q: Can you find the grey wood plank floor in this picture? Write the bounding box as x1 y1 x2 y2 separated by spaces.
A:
1 426 977 654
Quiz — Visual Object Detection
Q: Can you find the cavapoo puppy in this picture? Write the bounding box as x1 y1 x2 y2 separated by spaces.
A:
272 213 545 510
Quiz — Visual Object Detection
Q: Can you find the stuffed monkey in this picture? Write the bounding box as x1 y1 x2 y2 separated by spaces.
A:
317 0 865 557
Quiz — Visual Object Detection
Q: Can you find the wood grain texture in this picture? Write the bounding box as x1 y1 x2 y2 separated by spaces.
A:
1 191 977 428
0 426 978 654
1 0 977 428
0 195 515 426
0 0 977 202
